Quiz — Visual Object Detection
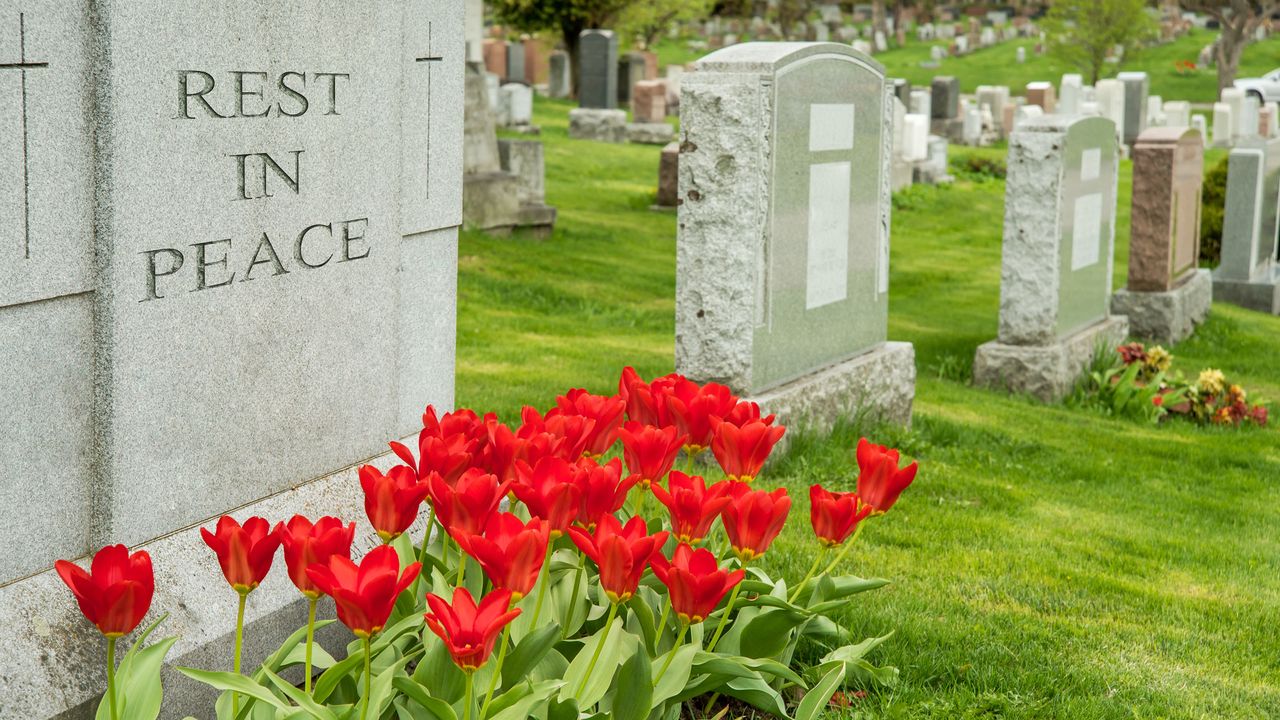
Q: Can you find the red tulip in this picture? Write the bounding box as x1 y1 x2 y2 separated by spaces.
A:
276 516 356 598
650 471 733 544
721 400 776 428
455 513 550 601
666 380 737 452
618 421 687 489
55 545 154 638
568 515 669 603
512 457 581 537
200 516 281 594
424 588 522 671
573 457 640 530
306 545 420 638
554 389 626 457
359 464 431 543
649 543 744 624
543 412 597 462
421 405 485 442
480 418 521 483
619 367 681 427
429 467 511 539
808 485 872 548
391 433 476 485
855 438 918 515
711 419 786 484
721 485 791 562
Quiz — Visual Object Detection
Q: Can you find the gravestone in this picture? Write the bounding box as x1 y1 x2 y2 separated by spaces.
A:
974 115 1129 400
977 85 1010 137
1240 94 1261 141
1025 81 1056 113
497 83 534 128
570 30 627 141
1221 87 1247 140
665 65 684 112
1095 79 1125 141
1147 96 1165 127
1016 46 1026 63
483 38 507 78
0 1 463 718
1117 71 1149 145
903 114 930 160
1112 128 1212 342
548 50 570 98
909 88 931 119
1191 114 1208 145
497 140 557 237
632 79 667 123
505 40 525 85
931 76 959 119
1213 102 1234 147
1164 100 1191 128
654 141 680 208
1059 74 1083 115
617 52 646 105
1212 138 1280 313
523 39 549 86
678 42 915 430
892 77 911 104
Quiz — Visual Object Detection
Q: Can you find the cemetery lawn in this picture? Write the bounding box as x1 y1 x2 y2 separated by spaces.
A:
653 28 1280 102
459 99 1280 719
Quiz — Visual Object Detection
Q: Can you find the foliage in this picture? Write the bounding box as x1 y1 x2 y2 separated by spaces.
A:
617 0 715 50
1041 0 1158 84
1179 0 1280 92
1199 155 1229 265
951 154 1007 183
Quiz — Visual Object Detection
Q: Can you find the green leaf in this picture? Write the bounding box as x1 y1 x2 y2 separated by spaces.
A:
368 654 417 719
500 623 561 688
262 668 339 720
559 619 625 707
312 652 365 703
97 634 179 720
258 620 336 677
794 666 844 720
626 594 658 653
413 639 466 703
175 668 290 711
738 608 808 659
692 652 806 688
487 680 563 720
610 639 652 720
650 642 698 707
721 674 788 717
392 677 458 720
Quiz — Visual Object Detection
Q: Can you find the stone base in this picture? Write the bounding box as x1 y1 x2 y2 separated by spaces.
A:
891 157 914 192
462 171 521 231
0 447 421 719
744 342 916 434
626 122 675 145
515 203 557 238
1112 269 1212 344
974 316 1130 401
913 162 952 184
568 108 627 143
502 123 541 136
931 116 964 142
1212 265 1280 314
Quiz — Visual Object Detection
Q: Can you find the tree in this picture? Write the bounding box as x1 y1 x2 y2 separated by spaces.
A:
1180 0 1280 95
1042 0 1158 85
618 0 715 50
490 0 632 95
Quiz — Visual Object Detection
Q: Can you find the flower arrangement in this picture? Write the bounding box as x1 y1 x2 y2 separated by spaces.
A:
55 367 919 720
1174 59 1197 75
1087 343 1268 427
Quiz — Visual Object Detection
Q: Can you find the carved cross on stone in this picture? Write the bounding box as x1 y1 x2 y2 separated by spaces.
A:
414 21 444 197
1 13 47 259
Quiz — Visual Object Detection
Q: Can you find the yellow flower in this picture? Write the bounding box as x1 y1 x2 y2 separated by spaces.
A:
1144 346 1173 373
1228 385 1247 403
1197 369 1226 396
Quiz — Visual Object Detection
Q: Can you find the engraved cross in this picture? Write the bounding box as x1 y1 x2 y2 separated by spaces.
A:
414 21 444 196
1 13 47 259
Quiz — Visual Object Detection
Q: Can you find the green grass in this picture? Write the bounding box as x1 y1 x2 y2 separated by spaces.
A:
457 99 1280 718
652 28 1280 102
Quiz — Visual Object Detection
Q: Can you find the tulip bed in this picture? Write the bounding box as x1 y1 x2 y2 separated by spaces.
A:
56 368 919 720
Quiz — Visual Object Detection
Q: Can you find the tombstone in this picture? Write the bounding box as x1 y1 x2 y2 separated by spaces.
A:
617 52 647 104
1095 79 1126 141
497 140 557 236
484 71 501 111
903 114 930 161
505 40 525 84
892 77 911 104
891 97 914 191
916 135 952 184
571 30 627 141
1212 102 1234 147
1016 46 1026 63
974 116 1129 400
498 82 534 128
483 38 507 78
1013 104 1044 129
1147 95 1165 127
1059 74 1083 116
1264 102 1280 137
1025 81 1056 113
1116 72 1149 145
632 79 667 123
1112 128 1212 342
1221 87 1247 140
963 107 982 145
1240 94 1261 141
465 0 484 63
980 27 997 46
642 50 659 80
1212 138 1280 313
1 2 464 717
548 50 571 98
852 39 873 55
909 89 931 120
814 23 831 42
577 30 618 109
874 29 888 52
1164 100 1191 128
977 85 1010 136
931 76 960 119
679 42 915 429
1191 114 1209 145
665 65 684 112
930 44 947 62
955 35 969 53
654 141 680 208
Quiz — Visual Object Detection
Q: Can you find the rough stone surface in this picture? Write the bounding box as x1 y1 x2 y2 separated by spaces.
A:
1117 71 1150 145
1025 81 1056 113
1127 127 1203 292
548 51 570 98
1212 266 1280 313
627 121 675 144
996 115 1120 346
1218 138 1280 282
498 83 533 127
497 139 557 233
655 141 679 208
748 342 916 432
569 108 628 143
578 30 618 109
931 75 959 119
632 79 667 123
1112 268 1212 343
975 316 1130 401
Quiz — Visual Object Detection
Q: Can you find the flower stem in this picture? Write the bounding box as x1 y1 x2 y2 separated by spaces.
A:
232 592 247 718
563 555 585 638
463 671 475 720
632 485 646 519
457 551 467 588
707 574 746 652
530 542 555 627
576 602 619 696
821 523 865 576
360 637 372 720
417 506 436 570
480 623 512 716
652 622 689 688
106 636 119 720
304 596 318 694
656 602 671 638
789 547 829 604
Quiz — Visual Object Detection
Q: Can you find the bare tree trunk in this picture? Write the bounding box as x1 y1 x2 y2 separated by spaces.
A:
872 0 888 36
561 20 584 98
1216 24 1248 95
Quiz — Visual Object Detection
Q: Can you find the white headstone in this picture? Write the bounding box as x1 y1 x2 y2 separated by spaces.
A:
1221 87 1246 139
1191 114 1209 145
1238 93 1260 141
1059 74 1083 115
1014 104 1044 129
1163 100 1192 128
1016 46 1026 63
1213 102 1234 146
903 114 931 160
909 88 932 119
1095 79 1126 141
